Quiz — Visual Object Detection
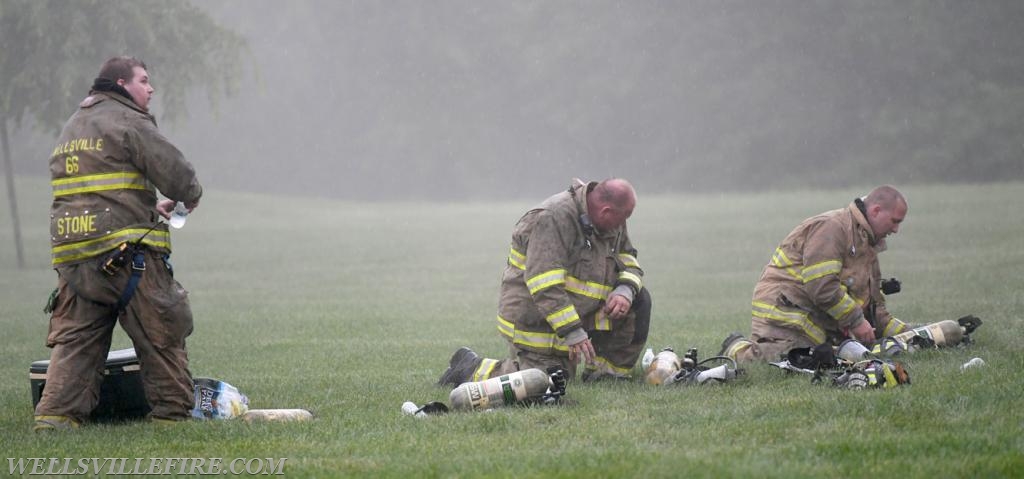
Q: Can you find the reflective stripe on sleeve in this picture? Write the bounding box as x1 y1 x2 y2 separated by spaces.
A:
771 247 803 281
565 276 612 300
883 318 907 336
52 172 147 197
826 292 858 322
546 304 580 329
801 260 842 283
618 271 642 291
508 246 526 270
497 315 514 339
527 269 567 294
618 253 640 269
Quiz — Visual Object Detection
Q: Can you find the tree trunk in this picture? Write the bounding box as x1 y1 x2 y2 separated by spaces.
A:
1 120 26 269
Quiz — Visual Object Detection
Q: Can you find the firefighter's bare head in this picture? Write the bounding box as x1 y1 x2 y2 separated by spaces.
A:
98 56 154 111
587 178 636 232
864 185 907 240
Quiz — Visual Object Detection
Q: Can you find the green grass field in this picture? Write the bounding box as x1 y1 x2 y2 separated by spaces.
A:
1 178 1022 478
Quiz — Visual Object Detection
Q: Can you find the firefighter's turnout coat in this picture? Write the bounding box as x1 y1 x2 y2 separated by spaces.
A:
49 91 201 266
36 89 202 422
496 181 644 374
751 200 907 347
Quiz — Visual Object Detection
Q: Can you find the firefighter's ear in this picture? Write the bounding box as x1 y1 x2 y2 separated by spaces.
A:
867 202 884 219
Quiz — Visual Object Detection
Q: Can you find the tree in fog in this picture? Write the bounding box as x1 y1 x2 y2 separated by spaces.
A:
0 0 248 268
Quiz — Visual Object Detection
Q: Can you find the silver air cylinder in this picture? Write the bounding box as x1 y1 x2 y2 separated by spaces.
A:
449 369 552 411
644 348 681 386
891 320 966 347
241 409 314 422
836 339 871 361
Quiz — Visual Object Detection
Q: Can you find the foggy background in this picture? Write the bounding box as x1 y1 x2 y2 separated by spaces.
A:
8 1 1024 201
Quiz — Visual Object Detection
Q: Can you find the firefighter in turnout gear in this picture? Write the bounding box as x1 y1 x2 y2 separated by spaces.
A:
720 185 909 363
439 178 651 386
34 57 202 431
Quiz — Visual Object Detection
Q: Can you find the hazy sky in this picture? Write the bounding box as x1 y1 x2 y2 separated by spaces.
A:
11 1 1023 201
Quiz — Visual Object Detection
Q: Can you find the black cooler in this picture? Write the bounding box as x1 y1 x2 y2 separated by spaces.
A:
30 347 151 420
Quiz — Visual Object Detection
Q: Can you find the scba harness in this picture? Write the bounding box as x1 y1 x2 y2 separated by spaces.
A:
44 222 166 315
772 344 911 389
99 242 148 312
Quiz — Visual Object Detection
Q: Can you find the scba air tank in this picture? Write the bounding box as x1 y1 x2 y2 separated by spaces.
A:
891 320 966 347
644 348 681 386
449 369 552 411
242 409 314 422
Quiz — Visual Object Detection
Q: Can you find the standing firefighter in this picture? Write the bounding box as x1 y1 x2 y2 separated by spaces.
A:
721 186 909 363
438 178 652 385
34 56 202 430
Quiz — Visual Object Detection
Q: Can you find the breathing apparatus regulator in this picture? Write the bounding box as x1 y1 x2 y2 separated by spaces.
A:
644 347 743 386
404 368 568 417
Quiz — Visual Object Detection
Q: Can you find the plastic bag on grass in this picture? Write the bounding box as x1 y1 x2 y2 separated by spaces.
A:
191 377 249 419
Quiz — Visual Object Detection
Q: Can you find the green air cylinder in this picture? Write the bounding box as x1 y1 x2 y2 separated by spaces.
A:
449 368 552 411
892 320 966 347
644 348 681 386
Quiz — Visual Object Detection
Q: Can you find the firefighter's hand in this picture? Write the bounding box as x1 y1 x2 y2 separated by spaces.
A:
850 320 876 344
568 338 596 365
604 294 632 320
156 199 176 219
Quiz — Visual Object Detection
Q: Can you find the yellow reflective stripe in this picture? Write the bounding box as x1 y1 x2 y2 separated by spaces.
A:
618 253 640 269
546 304 579 329
826 293 858 321
594 310 610 331
752 300 825 344
590 356 631 376
51 172 147 197
473 358 499 382
51 228 170 265
725 339 752 359
618 271 643 290
527 269 566 294
771 248 803 281
801 260 842 283
511 329 569 352
883 318 907 336
881 362 898 388
497 315 514 339
565 276 612 300
508 246 526 270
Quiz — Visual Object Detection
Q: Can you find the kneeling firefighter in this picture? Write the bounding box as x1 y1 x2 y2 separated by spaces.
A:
438 179 652 386
720 186 912 363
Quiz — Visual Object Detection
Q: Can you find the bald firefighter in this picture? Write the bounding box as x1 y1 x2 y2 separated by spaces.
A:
438 178 652 385
34 56 202 430
720 185 909 363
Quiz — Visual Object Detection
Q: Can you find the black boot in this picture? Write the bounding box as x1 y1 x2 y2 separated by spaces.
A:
437 347 483 388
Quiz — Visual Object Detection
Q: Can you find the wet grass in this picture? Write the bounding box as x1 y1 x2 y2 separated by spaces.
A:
1 178 1022 477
